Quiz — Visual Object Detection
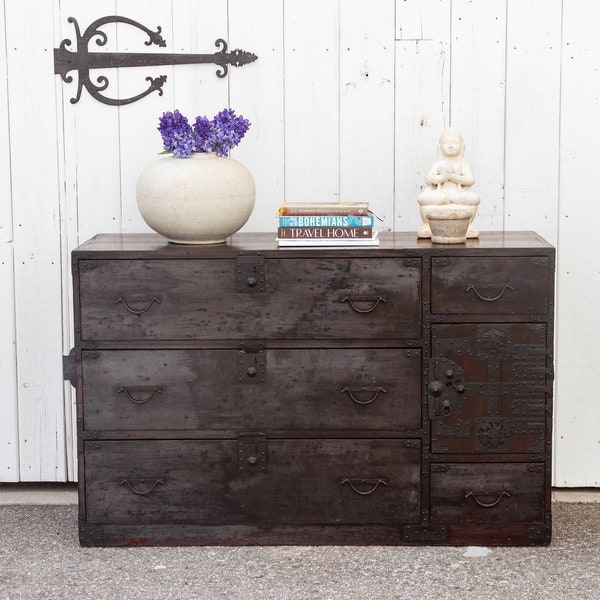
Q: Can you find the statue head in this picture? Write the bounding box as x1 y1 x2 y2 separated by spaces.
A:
438 128 465 159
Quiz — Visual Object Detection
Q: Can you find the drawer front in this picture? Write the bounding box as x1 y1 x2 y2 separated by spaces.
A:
77 258 421 341
84 439 421 525
430 463 544 524
431 256 549 316
82 348 421 433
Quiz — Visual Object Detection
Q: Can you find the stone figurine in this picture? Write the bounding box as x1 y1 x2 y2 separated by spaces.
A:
417 128 480 239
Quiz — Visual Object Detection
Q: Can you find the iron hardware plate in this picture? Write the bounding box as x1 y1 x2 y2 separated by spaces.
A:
403 524 448 543
236 254 265 293
238 433 267 473
63 348 77 386
238 344 266 383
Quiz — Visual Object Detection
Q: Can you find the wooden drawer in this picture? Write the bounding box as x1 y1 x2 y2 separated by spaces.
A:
77 257 421 341
81 348 421 433
430 463 544 524
84 439 422 525
431 256 549 316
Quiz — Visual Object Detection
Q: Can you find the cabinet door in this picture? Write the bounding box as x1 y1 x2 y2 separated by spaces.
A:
77 257 421 341
84 439 421 525
429 323 551 454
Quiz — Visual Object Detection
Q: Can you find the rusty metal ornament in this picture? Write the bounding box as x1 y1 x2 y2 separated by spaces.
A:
54 16 258 106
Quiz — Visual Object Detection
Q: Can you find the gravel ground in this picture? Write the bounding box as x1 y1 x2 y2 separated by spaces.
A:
0 502 598 600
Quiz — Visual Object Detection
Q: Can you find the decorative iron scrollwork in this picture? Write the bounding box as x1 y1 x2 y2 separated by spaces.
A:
54 16 258 106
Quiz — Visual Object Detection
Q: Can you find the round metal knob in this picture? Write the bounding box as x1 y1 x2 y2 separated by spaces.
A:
456 384 466 394
246 276 257 288
247 456 258 466
428 381 444 397
246 366 258 378
445 369 455 379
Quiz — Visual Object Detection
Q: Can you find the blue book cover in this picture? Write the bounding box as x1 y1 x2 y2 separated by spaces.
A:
279 215 374 227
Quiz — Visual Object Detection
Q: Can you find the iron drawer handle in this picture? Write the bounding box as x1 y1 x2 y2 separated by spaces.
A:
340 478 388 496
114 295 161 315
340 296 387 313
118 386 163 405
465 284 513 302
340 386 388 405
465 490 511 508
119 479 165 496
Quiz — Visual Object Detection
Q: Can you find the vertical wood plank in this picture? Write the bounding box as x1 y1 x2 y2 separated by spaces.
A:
229 0 285 233
395 0 451 232
115 0 177 233
284 0 340 203
339 0 395 226
0 0 12 242
6 0 66 481
0 244 19 481
554 1 600 487
450 0 507 232
504 0 561 245
0 0 19 481
59 1 122 243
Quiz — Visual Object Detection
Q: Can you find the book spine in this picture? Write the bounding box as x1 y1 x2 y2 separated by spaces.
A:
277 227 373 239
279 215 374 227
278 204 369 216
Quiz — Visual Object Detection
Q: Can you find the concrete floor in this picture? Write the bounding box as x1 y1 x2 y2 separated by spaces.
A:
0 485 599 599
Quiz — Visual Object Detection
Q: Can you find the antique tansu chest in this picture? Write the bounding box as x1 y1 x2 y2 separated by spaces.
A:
65 231 555 546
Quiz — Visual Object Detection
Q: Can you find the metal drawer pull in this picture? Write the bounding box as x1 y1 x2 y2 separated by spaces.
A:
340 478 388 495
118 386 163 405
114 295 161 315
465 284 513 302
340 386 388 405
465 490 511 508
340 295 387 313
119 479 165 496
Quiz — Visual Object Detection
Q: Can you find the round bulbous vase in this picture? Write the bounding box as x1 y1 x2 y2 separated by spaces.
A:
136 152 255 244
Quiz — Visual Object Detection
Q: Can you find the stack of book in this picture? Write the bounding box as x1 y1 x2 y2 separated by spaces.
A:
276 202 379 247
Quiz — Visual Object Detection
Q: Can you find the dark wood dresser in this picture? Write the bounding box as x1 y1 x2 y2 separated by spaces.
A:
66 231 555 546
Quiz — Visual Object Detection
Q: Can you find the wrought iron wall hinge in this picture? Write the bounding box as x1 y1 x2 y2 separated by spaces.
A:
54 16 258 106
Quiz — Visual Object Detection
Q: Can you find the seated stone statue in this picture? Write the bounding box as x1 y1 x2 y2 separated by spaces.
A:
417 128 480 238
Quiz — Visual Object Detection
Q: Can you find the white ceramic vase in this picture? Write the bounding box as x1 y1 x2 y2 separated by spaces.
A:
136 152 255 244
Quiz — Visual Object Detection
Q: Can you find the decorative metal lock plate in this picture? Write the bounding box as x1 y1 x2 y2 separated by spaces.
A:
426 358 468 419
238 433 267 473
236 254 265 293
238 342 266 383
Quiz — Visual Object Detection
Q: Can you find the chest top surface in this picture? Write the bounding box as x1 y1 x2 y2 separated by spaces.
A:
73 231 554 258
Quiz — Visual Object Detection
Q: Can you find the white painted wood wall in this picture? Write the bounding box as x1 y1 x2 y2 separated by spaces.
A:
0 0 597 486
